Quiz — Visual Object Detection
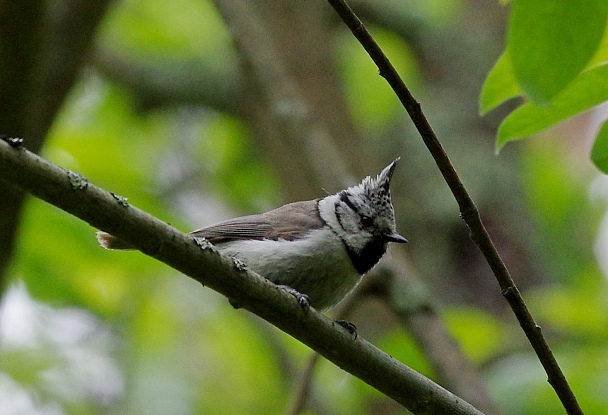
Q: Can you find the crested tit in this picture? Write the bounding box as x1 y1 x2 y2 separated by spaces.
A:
97 160 406 310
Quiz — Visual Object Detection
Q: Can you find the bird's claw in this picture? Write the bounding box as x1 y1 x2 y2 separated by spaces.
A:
277 285 310 311
335 320 358 340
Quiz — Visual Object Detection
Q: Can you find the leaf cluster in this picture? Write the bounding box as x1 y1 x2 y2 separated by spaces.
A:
481 0 608 173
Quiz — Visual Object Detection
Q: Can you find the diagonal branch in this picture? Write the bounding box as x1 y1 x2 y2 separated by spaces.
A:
325 0 583 414
0 139 484 415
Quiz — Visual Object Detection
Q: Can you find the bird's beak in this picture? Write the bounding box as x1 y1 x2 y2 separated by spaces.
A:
384 232 408 243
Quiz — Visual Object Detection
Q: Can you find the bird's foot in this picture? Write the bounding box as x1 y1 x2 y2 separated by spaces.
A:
335 320 358 340
277 285 310 311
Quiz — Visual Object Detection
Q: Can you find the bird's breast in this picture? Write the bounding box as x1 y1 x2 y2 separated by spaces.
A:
216 228 361 310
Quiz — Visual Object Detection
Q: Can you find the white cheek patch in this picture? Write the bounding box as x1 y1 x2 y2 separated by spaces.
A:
335 204 360 233
318 195 341 231
317 194 372 253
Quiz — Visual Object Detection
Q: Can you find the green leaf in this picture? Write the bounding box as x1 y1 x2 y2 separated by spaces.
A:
496 63 608 151
591 120 608 174
479 50 521 115
507 0 608 104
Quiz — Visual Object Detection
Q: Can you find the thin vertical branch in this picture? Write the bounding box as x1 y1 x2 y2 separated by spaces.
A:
325 0 583 414
212 1 500 412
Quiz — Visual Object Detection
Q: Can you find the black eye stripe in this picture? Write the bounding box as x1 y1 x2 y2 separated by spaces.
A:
339 191 373 225
339 191 358 211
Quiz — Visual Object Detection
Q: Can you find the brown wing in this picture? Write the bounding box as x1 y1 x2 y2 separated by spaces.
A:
189 214 272 243
188 199 324 244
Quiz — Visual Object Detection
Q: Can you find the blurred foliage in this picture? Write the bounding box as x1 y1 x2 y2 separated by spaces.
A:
335 26 420 135
98 0 232 60
2 0 608 414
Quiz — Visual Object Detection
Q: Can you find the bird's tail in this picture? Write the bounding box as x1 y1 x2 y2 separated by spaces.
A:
96 231 135 250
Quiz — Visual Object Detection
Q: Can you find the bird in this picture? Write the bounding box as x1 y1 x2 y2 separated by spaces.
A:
97 160 407 311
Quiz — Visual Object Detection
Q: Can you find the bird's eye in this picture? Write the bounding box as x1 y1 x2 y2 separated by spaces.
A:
360 215 374 227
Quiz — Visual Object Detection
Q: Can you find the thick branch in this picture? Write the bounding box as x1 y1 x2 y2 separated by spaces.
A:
0 139 484 415
325 1 583 414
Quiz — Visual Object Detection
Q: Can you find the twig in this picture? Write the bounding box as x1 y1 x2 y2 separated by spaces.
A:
285 267 364 415
325 1 583 414
285 352 322 415
0 139 485 415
